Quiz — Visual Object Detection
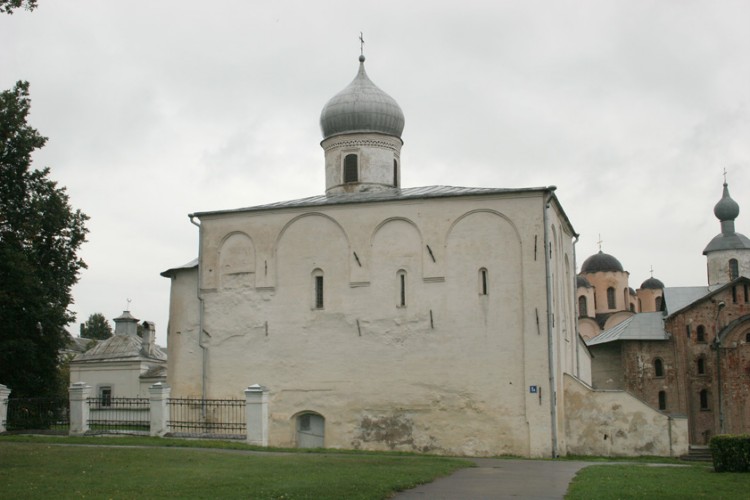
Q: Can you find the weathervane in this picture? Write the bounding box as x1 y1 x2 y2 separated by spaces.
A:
359 32 365 57
126 298 132 311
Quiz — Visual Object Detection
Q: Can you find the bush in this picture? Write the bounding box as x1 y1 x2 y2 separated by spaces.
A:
710 434 750 472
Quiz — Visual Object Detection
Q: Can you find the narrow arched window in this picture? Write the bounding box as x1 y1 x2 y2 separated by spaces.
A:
312 269 324 309
729 259 739 280
607 287 616 309
393 159 398 187
745 332 750 343
655 296 662 311
696 325 706 343
658 391 667 410
479 268 488 296
343 154 358 183
654 358 664 378
697 356 706 375
396 269 406 307
578 296 588 317
699 389 709 410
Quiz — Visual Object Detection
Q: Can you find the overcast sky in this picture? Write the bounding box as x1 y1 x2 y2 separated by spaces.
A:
2 1 749 345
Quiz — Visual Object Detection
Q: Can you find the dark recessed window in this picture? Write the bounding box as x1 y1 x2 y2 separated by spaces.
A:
313 271 324 309
99 386 112 407
700 389 710 410
578 296 588 317
746 332 750 343
654 358 664 378
729 259 739 280
393 159 398 187
697 325 706 343
344 154 358 183
655 296 662 311
607 287 616 309
658 391 667 410
697 356 706 375
479 268 488 296
398 270 406 307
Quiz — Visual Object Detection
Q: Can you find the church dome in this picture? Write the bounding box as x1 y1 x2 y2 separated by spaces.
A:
714 182 740 221
576 275 592 288
581 251 624 273
640 277 665 290
320 55 405 140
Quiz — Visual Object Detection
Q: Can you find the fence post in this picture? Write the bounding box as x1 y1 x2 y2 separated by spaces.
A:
0 384 10 433
69 382 92 436
245 384 269 446
149 382 171 437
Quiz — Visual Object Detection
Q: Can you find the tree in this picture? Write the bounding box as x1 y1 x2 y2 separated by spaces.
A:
0 81 88 398
0 0 37 14
80 313 113 340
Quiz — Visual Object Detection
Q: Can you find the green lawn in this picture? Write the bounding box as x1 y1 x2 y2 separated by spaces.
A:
0 438 470 499
566 463 750 499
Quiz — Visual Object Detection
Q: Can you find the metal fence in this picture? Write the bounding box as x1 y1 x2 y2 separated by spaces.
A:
167 398 246 439
5 397 69 433
87 397 150 435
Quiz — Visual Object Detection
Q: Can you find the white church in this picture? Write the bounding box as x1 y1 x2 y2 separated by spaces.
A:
162 54 686 457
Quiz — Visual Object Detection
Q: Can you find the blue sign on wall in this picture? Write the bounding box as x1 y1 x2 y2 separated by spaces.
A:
529 385 537 393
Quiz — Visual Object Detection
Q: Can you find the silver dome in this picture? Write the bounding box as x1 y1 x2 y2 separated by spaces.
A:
320 56 405 140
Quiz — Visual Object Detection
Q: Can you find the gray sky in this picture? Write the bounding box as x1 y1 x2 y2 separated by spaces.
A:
2 1 749 345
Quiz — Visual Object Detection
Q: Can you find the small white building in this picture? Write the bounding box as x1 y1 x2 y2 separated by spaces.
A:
69 310 167 401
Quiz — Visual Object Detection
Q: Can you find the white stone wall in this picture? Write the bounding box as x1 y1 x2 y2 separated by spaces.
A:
167 191 582 457
70 361 147 398
706 249 750 285
564 374 689 457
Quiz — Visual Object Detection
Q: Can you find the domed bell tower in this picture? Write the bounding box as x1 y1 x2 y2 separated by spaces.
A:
319 55 405 195
703 180 750 285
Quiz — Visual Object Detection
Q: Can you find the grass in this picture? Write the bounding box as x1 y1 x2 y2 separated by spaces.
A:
566 463 750 499
0 436 470 499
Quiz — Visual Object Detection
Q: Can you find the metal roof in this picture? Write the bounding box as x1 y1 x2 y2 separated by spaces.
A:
160 257 199 278
73 334 167 362
192 185 555 217
662 286 715 315
586 312 668 346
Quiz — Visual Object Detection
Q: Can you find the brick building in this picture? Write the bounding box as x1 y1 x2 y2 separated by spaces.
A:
584 180 750 446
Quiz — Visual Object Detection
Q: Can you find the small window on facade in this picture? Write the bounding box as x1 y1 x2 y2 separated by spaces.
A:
313 270 324 309
343 154 358 183
746 332 750 343
697 325 706 343
99 386 112 407
607 287 616 309
393 159 398 187
686 324 691 338
654 358 664 378
479 268 488 296
578 296 588 317
655 296 662 311
397 270 406 307
729 259 739 280
699 389 709 410
744 283 749 303
697 356 706 375
658 391 667 410
732 286 738 303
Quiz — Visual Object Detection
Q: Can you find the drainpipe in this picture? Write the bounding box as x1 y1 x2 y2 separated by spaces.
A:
572 234 580 378
189 214 208 409
714 301 726 434
542 188 558 458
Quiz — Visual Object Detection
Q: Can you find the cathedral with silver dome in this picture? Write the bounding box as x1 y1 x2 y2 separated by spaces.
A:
160 52 719 458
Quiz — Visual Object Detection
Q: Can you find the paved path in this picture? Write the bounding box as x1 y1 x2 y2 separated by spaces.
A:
392 458 593 500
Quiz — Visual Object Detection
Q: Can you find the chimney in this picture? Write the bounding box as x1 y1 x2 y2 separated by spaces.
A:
141 321 156 357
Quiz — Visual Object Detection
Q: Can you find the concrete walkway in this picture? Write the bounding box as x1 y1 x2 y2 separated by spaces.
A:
392 458 593 500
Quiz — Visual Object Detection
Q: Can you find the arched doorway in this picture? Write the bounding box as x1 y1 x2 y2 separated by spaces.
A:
296 412 324 448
